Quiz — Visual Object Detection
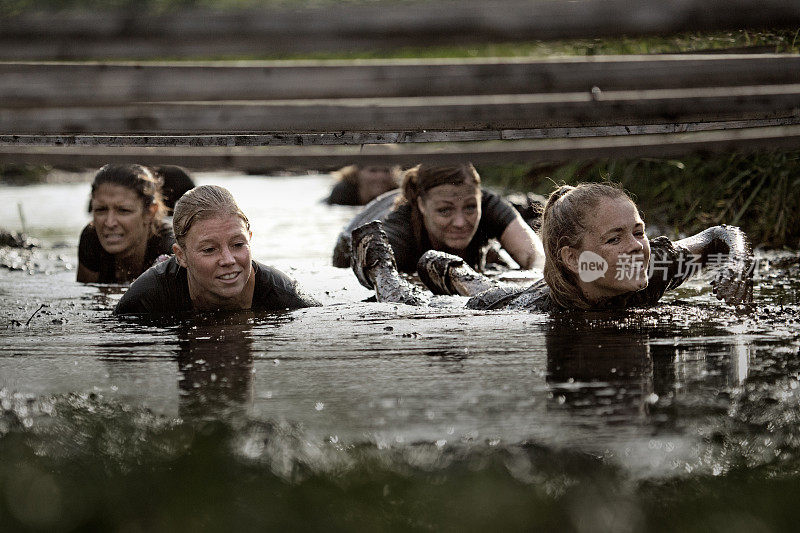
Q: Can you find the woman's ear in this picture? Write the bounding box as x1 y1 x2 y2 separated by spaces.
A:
416 196 426 216
560 246 580 275
173 243 187 268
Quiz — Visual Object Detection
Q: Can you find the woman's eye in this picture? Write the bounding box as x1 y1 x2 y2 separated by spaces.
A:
437 208 452 216
464 206 477 213
233 242 245 248
634 231 645 237
93 207 107 213
606 237 620 244
202 248 215 254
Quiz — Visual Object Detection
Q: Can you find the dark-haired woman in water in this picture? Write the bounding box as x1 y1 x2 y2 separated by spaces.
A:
77 164 174 284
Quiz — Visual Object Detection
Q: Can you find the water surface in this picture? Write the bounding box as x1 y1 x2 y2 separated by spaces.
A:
1 172 799 531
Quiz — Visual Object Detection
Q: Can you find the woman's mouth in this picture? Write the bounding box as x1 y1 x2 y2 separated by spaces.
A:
102 232 124 243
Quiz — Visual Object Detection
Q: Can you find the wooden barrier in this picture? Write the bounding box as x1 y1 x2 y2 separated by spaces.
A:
1 1 799 168
3 55 800 106
3 126 800 170
1 0 798 60
3 84 800 135
5 118 799 148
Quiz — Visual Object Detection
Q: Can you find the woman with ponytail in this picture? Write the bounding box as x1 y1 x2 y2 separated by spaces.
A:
332 163 544 273
351 182 754 311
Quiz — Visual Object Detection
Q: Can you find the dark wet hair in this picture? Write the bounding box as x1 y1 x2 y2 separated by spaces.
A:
395 164 481 244
151 165 195 210
90 164 166 235
541 182 634 309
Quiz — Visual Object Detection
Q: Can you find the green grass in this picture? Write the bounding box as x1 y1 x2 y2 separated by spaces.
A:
478 150 800 248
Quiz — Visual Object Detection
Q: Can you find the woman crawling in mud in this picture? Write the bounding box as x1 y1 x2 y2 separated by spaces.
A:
332 164 545 273
77 164 174 284
114 185 320 315
350 182 754 310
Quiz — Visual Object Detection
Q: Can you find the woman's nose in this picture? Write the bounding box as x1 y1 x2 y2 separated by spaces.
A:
627 234 644 253
219 246 235 265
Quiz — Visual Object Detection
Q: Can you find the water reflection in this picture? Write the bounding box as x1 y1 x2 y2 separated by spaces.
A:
174 317 256 420
544 314 756 431
545 318 656 420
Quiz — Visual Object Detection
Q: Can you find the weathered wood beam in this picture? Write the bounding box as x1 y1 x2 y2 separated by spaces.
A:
4 55 800 106
2 126 799 169
3 118 799 147
1 0 799 60
3 85 799 135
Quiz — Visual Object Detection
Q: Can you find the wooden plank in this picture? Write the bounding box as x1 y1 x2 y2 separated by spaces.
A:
3 118 799 147
3 85 799 135
2 126 800 169
4 55 800 106
1 0 799 60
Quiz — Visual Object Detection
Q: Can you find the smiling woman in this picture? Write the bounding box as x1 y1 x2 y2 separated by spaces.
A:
332 164 545 276
77 164 173 284
352 182 755 311
114 185 321 315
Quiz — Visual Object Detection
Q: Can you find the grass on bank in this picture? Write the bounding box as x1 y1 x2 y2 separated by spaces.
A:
477 150 800 249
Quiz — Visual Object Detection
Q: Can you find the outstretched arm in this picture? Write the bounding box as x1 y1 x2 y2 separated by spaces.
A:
674 225 754 305
499 216 545 270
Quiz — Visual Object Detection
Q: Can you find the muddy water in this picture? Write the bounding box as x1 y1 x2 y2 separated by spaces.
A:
1 172 799 531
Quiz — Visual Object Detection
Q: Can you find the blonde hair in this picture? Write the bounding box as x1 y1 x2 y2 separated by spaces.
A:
172 185 250 247
542 182 633 309
395 164 481 244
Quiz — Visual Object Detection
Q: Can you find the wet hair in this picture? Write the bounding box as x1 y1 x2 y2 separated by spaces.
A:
151 165 195 210
541 182 634 310
90 164 166 235
172 185 250 248
395 164 481 243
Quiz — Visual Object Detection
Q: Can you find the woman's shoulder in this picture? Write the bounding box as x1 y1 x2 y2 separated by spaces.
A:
114 256 185 315
326 180 360 205
252 261 322 309
477 188 518 232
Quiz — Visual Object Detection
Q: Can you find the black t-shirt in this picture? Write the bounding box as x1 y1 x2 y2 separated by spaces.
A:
326 180 361 206
467 237 693 311
332 188 519 273
114 256 321 315
78 221 175 283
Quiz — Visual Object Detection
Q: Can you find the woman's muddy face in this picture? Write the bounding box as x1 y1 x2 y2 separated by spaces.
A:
570 197 651 300
174 214 253 309
91 183 153 259
357 166 395 204
417 182 481 253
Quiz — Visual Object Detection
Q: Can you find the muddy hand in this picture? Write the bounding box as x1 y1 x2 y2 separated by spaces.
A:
709 226 754 306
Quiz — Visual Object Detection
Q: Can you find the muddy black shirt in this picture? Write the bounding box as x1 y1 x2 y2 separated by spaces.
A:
78 221 175 283
332 188 519 273
326 180 361 206
114 256 321 315
467 237 693 311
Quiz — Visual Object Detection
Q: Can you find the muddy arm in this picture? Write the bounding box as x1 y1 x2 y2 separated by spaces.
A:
674 225 754 305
